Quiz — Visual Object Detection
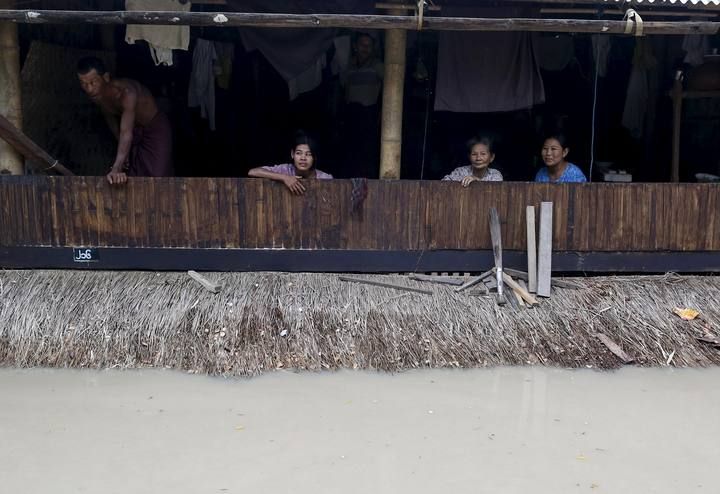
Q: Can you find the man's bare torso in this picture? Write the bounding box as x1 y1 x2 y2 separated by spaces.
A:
98 78 158 127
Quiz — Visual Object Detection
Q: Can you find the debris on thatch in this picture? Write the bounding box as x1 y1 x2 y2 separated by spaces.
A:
1 270 719 376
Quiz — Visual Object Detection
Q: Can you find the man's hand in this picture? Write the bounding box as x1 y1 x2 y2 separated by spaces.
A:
283 175 306 195
107 169 128 185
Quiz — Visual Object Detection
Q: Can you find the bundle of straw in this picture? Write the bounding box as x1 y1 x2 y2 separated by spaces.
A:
1 270 719 375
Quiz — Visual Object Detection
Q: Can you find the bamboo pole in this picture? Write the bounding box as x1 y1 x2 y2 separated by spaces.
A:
379 3 406 179
0 113 74 176
0 0 23 175
0 10 717 35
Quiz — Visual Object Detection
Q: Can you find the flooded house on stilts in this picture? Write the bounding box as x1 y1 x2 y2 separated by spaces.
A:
1 0 720 374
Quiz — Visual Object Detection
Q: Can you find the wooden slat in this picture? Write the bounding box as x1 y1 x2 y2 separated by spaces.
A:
1 178 720 254
537 201 553 298
526 205 537 293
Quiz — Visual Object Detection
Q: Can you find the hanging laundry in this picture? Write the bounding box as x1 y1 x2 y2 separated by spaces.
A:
214 42 235 90
622 39 657 139
682 34 709 67
239 28 337 100
288 56 327 101
125 0 191 66
535 34 575 72
331 35 352 76
434 30 545 113
188 39 217 131
592 35 612 78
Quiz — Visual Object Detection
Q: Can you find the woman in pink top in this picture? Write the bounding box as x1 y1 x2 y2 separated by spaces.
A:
248 132 333 195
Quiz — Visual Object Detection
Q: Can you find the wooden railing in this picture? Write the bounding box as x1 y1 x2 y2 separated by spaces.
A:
1 176 719 252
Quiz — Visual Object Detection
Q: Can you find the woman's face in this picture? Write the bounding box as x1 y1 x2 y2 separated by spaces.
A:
541 138 568 168
292 144 315 173
469 143 495 170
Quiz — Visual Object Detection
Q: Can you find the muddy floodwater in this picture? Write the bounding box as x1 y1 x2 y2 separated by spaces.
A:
1 367 719 494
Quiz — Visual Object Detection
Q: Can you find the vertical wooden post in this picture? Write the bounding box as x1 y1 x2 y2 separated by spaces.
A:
0 0 23 175
670 76 683 183
379 4 407 180
537 202 553 298
526 205 537 293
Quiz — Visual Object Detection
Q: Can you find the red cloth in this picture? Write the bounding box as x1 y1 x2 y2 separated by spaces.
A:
128 111 173 177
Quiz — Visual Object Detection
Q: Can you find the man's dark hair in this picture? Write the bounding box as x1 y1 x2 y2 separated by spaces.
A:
77 57 107 76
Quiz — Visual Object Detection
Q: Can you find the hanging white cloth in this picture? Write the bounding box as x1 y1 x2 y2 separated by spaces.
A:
622 40 656 139
288 56 326 101
125 0 191 66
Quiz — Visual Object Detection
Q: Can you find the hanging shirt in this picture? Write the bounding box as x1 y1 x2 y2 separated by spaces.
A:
125 0 191 66
188 39 217 131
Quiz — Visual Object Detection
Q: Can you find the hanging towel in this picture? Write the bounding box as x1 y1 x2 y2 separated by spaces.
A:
188 39 217 131
622 40 657 139
125 0 191 66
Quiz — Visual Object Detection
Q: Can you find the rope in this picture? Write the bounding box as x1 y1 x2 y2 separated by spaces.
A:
416 0 425 31
589 43 600 183
44 159 58 171
412 33 432 274
623 8 644 37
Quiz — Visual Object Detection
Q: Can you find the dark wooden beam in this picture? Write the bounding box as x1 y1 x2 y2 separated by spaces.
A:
2 247 720 273
508 0 720 11
0 9 716 34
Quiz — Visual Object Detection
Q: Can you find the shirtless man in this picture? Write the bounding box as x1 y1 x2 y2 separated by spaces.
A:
77 57 173 184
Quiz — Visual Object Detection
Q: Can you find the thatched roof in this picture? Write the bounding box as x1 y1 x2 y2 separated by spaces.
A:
1 270 719 375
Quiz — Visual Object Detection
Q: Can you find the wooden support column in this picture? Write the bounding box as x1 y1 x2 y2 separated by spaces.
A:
0 0 23 175
379 4 407 179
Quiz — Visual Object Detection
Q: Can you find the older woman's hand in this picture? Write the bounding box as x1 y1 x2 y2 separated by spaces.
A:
461 175 480 188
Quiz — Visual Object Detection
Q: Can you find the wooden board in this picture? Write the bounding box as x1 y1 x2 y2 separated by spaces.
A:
537 201 553 298
526 205 537 293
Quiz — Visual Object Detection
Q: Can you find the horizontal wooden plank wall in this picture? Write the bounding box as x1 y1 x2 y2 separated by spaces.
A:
1 176 718 252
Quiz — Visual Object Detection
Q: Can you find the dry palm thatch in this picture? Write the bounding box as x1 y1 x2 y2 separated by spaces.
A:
1 270 720 376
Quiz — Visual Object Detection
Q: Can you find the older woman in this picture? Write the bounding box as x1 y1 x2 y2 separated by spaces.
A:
249 131 332 195
442 135 503 186
535 132 587 183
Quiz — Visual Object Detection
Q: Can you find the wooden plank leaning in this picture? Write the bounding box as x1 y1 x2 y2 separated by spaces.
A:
526 205 537 293
454 268 495 293
0 112 74 176
488 207 506 306
501 272 539 306
537 201 553 297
